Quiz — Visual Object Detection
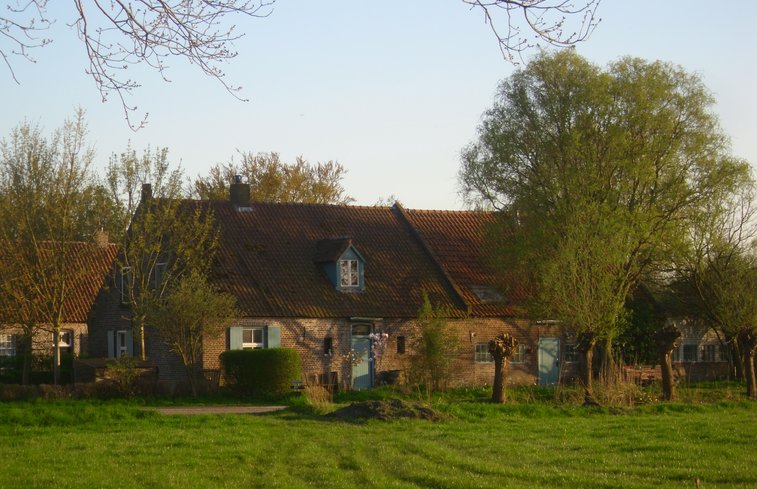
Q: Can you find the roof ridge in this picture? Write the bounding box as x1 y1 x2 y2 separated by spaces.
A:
392 203 471 314
404 208 493 215
193 199 491 213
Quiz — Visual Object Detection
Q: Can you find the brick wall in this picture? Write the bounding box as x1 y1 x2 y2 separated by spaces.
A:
87 279 133 358
199 316 567 389
1 322 89 357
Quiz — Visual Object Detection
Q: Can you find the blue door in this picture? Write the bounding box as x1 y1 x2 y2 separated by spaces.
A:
538 337 560 385
351 324 372 389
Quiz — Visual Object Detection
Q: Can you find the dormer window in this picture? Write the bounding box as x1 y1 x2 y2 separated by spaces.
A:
315 237 366 292
340 259 359 288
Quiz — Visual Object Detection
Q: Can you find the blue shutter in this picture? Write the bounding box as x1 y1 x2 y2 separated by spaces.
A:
126 330 134 357
107 330 114 358
266 325 280 348
229 326 243 350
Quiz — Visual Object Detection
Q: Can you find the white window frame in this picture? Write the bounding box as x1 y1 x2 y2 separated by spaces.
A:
511 344 526 364
719 344 729 363
564 343 579 363
242 327 265 349
671 344 681 362
57 330 74 353
474 343 492 363
0 334 16 357
339 259 359 288
116 330 129 357
682 343 698 363
701 344 717 362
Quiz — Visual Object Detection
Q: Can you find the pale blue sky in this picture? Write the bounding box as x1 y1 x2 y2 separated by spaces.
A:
1 1 755 209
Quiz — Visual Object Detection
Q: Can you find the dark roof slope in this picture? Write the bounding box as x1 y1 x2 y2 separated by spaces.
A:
403 208 527 317
314 238 354 263
204 202 464 318
0 242 118 323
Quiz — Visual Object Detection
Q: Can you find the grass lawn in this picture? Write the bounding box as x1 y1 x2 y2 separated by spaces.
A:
0 389 755 488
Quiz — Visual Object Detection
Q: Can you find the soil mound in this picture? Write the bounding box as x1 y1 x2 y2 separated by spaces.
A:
326 399 445 421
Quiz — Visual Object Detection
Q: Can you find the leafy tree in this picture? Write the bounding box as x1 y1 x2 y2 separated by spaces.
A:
193 152 353 205
409 294 459 397
488 333 518 403
460 51 750 397
678 250 757 398
108 146 218 361
617 290 665 366
671 175 757 397
0 112 108 384
148 270 237 397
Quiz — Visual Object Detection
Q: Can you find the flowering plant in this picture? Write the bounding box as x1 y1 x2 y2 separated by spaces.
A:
369 331 389 369
344 348 363 367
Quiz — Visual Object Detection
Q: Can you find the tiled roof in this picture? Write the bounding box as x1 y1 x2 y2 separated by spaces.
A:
184 200 526 319
314 238 353 263
203 201 465 318
0 242 118 323
403 208 528 317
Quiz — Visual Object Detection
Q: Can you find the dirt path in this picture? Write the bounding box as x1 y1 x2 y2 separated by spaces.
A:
146 405 288 415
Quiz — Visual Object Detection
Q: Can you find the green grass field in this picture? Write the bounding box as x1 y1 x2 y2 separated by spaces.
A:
0 388 755 488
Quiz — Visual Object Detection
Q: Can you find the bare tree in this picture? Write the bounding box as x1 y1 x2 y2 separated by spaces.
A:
148 270 236 397
1 1 274 129
0 112 108 384
462 0 601 62
3 1 599 127
107 147 218 361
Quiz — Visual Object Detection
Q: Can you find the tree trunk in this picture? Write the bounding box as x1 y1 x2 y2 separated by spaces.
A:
731 340 744 381
134 316 147 361
20 334 32 385
739 331 757 399
188 369 198 398
600 336 616 385
660 350 676 401
654 324 681 402
577 333 597 400
743 348 756 399
140 326 147 361
52 328 60 385
492 356 507 403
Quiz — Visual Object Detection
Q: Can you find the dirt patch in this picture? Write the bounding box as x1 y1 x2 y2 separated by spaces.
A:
326 399 446 421
147 405 287 415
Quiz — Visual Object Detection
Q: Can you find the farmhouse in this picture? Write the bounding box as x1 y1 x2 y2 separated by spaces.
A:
85 181 731 389
0 239 118 381
86 181 575 389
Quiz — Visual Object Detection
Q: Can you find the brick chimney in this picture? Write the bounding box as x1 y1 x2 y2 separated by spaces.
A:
141 183 152 202
94 228 109 248
229 175 250 207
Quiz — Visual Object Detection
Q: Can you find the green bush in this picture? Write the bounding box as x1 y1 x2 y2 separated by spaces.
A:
221 348 301 397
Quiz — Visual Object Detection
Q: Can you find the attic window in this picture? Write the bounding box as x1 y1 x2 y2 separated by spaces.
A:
339 259 359 287
470 285 503 304
315 238 365 291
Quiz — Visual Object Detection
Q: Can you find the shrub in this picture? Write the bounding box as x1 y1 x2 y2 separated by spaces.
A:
106 357 141 397
221 348 301 396
409 293 459 396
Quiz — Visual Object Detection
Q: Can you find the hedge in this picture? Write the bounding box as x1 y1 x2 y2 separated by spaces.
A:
220 348 301 396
